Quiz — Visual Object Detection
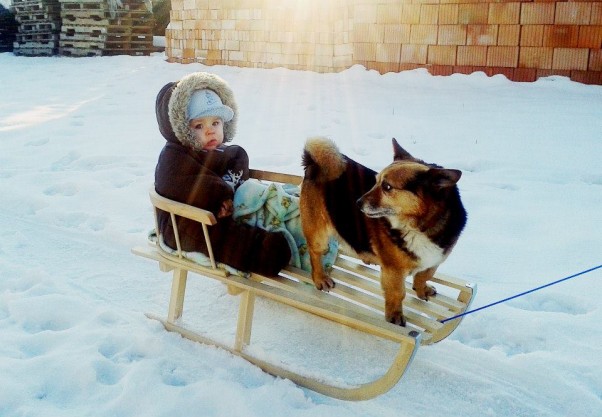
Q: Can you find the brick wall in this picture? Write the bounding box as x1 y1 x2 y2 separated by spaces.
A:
165 0 602 84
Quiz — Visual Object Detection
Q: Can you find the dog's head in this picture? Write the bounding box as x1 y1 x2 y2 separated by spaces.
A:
357 138 462 225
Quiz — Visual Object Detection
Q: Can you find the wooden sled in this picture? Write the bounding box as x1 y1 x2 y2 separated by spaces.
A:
132 169 476 401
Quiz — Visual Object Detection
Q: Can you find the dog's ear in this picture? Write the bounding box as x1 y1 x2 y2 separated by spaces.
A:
428 168 462 189
392 138 414 161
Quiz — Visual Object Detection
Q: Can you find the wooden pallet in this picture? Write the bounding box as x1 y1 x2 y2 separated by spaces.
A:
13 45 56 55
13 0 61 56
56 0 153 57
58 46 102 56
19 21 60 32
132 170 476 400
15 32 59 43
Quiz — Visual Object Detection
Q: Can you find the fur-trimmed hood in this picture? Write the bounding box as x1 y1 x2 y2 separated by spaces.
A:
155 72 238 148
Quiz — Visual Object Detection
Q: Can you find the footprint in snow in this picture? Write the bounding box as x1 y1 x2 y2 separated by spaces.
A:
161 364 190 387
508 293 591 315
94 359 124 386
25 138 49 147
50 151 80 171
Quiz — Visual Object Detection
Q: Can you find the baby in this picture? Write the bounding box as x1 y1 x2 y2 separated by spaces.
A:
154 72 291 277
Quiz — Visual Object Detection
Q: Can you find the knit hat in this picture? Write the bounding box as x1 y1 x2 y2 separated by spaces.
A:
187 88 234 122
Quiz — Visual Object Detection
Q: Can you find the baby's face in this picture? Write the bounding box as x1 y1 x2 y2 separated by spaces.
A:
189 116 224 150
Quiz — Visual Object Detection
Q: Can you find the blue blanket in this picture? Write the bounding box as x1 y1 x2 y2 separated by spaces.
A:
233 179 338 272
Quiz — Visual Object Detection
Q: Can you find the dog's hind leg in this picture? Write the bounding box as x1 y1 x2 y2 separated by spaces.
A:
305 226 336 291
381 267 407 326
300 188 336 291
413 267 438 300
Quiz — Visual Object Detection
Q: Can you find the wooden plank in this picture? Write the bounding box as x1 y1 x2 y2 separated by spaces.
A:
58 46 103 56
249 169 302 185
167 268 187 322
150 189 217 226
234 290 256 351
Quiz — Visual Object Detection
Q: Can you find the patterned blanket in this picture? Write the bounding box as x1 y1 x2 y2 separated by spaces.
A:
233 179 338 272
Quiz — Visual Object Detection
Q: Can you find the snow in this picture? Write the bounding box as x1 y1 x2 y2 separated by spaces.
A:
1 51 601 417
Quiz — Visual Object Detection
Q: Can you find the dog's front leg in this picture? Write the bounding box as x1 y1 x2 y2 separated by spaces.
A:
381 267 407 326
413 267 438 300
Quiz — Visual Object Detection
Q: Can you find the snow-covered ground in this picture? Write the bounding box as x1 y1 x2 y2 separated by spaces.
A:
1 52 601 417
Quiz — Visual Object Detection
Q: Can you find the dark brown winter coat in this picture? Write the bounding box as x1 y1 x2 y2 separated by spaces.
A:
154 72 290 276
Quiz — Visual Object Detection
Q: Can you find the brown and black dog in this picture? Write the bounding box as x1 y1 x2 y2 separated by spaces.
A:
300 137 467 326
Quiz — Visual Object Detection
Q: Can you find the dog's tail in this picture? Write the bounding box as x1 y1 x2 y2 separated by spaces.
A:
302 136 347 183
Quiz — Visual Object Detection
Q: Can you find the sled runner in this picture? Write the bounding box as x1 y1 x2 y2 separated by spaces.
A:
132 170 476 401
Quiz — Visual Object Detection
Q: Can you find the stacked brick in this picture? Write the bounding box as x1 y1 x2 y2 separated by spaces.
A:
166 0 352 72
12 0 61 56
59 0 154 57
165 0 602 85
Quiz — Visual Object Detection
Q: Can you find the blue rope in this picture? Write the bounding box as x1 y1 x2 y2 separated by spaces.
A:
440 264 602 324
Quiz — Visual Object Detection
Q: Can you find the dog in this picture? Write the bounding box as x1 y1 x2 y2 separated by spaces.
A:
300 137 466 326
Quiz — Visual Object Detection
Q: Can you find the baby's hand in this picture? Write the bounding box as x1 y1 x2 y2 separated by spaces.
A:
217 199 233 218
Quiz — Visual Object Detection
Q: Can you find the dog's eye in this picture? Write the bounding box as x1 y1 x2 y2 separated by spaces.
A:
382 182 392 192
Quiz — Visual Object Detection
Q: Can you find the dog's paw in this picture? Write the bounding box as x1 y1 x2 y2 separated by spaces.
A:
313 275 335 291
413 284 437 301
386 311 407 327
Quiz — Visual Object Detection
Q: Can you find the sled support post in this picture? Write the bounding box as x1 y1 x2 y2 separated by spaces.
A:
167 268 187 322
132 169 476 401
234 290 256 351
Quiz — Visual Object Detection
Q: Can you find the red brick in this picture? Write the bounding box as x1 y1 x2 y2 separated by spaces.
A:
439 4 458 25
498 25 520 46
458 4 489 25
537 69 570 80
578 26 602 49
555 2 591 25
367 61 400 74
467 25 498 46
438 25 467 45
399 63 424 72
429 65 455 76
355 43 377 61
453 66 485 76
485 66 515 79
570 71 602 85
457 45 487 65
384 24 411 44
552 48 589 70
543 25 579 48
520 25 544 46
519 47 553 69
521 3 555 25
512 68 538 82
421 5 439 24
428 45 457 65
400 4 422 24
590 49 602 71
593 4 602 25
489 3 520 25
376 43 401 63
487 46 518 67
377 5 403 24
410 25 438 45
401 44 428 64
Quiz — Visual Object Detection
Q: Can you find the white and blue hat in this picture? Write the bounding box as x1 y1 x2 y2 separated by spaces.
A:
187 88 234 122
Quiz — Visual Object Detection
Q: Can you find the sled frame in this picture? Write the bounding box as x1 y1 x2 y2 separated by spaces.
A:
132 169 476 401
